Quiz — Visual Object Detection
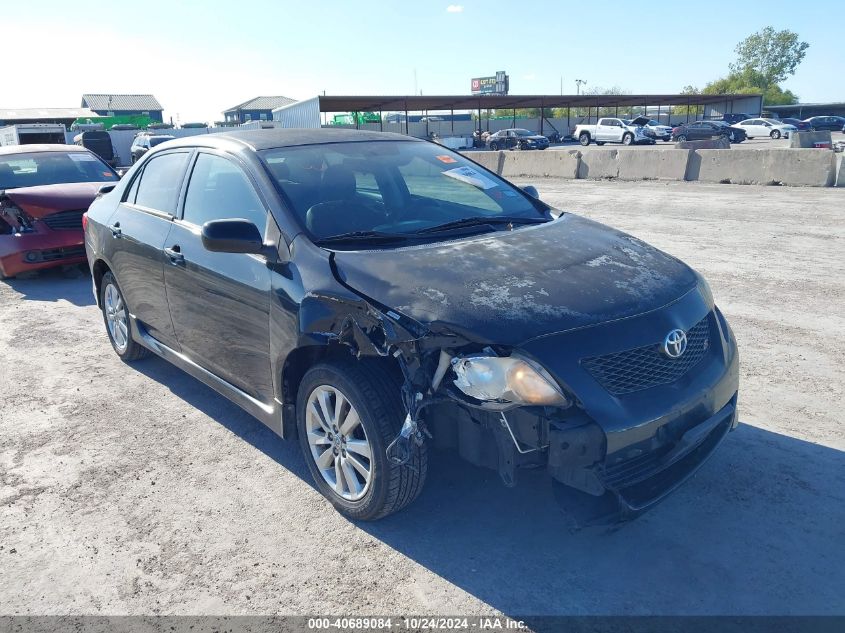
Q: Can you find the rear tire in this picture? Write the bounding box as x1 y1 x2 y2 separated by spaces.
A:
297 359 427 521
595 141 605 146
100 271 149 362
579 133 590 146
622 133 633 146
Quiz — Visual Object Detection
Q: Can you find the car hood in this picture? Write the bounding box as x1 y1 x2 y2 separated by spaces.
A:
2 182 104 218
332 214 699 346
630 116 652 127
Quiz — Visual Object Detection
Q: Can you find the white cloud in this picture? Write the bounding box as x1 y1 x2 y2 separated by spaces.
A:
446 5 464 13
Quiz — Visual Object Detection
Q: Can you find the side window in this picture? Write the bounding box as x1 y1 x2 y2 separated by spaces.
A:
124 171 141 203
182 153 267 236
134 152 190 214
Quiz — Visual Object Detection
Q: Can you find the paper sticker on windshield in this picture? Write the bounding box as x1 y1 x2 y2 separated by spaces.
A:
442 166 498 190
436 155 457 164
68 153 98 162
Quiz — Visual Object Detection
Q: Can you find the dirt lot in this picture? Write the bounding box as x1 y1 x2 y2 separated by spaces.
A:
1 180 843 617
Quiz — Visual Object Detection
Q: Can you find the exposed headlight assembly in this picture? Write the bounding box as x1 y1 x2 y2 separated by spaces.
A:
451 354 569 408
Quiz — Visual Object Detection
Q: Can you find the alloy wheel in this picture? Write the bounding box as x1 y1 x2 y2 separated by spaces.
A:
104 283 128 352
305 385 372 501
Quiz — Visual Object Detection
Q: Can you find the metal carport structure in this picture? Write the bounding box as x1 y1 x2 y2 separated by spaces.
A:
313 93 763 135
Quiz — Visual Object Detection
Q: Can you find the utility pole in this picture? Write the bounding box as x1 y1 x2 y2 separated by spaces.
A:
575 79 587 95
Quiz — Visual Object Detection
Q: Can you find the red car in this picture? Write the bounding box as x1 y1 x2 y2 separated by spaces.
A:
0 144 119 278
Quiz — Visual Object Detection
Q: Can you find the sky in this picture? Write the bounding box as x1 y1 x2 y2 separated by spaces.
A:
3 0 842 123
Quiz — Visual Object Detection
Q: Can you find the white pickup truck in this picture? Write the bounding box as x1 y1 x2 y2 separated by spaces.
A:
573 117 656 146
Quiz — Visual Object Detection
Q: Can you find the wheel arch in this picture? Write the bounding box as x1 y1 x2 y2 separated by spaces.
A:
92 258 112 308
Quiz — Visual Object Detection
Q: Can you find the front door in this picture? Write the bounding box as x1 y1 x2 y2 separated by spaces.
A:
163 150 274 402
106 150 191 349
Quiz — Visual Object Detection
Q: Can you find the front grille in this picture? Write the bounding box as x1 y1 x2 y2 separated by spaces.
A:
37 246 86 262
42 210 85 230
581 316 711 396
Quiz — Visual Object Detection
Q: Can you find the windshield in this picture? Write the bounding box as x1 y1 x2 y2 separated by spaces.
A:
0 151 118 190
261 141 545 243
648 120 661 126
149 137 174 147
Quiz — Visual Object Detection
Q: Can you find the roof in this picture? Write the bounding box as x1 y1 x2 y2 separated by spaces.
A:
223 96 297 113
0 144 86 156
0 107 100 121
314 93 763 112
81 94 163 111
765 102 845 110
166 128 417 152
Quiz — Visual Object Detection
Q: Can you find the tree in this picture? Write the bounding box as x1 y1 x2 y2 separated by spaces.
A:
730 27 809 89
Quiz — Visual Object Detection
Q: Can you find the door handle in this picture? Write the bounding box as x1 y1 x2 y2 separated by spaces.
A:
108 223 122 238
164 246 184 264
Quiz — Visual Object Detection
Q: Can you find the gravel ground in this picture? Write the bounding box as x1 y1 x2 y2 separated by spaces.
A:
1 179 843 618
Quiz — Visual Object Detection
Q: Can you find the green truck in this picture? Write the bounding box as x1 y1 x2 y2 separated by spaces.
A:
331 112 381 126
70 114 155 131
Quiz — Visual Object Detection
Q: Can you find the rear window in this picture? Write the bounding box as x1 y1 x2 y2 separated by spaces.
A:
0 151 118 190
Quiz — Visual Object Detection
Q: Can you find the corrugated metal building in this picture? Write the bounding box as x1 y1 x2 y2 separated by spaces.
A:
222 96 297 124
81 94 164 122
0 107 101 128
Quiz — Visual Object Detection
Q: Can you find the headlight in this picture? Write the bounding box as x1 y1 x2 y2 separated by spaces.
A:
451 355 569 408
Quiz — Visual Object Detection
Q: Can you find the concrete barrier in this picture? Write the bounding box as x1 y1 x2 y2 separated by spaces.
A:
500 149 580 179
836 154 844 187
462 147 838 187
617 149 690 181
790 130 833 148
577 149 619 179
690 149 836 186
675 138 730 150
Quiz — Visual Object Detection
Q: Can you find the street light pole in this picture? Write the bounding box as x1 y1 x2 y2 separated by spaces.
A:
575 79 587 95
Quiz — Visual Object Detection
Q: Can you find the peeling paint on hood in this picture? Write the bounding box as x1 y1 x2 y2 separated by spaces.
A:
332 214 699 346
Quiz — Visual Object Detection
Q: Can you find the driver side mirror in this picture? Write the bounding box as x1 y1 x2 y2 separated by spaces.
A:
201 219 263 254
521 185 540 200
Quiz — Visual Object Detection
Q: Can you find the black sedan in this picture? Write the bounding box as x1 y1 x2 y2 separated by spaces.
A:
84 129 738 522
781 118 812 132
672 120 746 143
803 116 845 131
486 128 550 150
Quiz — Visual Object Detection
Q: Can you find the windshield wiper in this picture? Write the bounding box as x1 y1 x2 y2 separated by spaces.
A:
315 230 410 245
414 216 549 234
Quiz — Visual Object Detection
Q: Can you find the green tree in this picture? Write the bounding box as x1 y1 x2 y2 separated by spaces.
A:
730 27 809 89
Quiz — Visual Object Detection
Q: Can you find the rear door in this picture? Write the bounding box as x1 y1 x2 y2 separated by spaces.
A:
105 150 191 349
163 150 274 401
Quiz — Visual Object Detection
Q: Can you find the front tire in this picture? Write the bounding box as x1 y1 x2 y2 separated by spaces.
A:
489 142 499 151
676 135 687 142
100 271 149 361
770 130 781 139
297 360 427 521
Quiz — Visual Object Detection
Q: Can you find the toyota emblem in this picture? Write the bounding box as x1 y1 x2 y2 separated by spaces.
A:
663 329 688 359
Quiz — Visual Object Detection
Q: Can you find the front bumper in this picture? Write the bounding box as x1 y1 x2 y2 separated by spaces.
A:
0 227 86 277
520 287 739 519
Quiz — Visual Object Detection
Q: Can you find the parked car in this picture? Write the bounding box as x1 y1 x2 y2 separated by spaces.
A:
84 129 738 522
486 129 549 150
635 118 674 142
0 144 119 278
780 118 812 132
130 134 176 163
574 117 656 146
735 118 797 139
721 113 754 125
73 130 117 167
671 121 746 143
802 116 845 131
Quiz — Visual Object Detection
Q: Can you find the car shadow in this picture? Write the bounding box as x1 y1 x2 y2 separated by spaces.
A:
2 265 94 306
130 355 845 617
